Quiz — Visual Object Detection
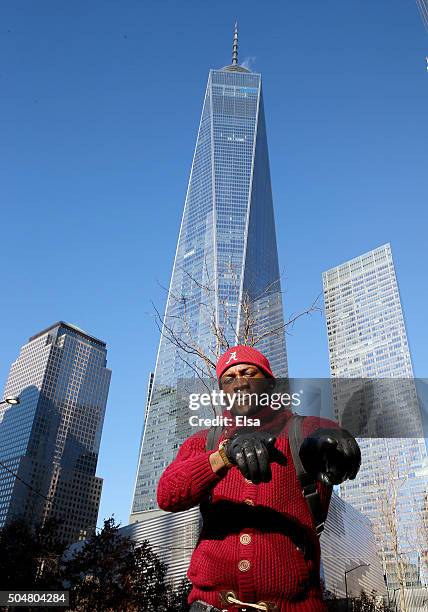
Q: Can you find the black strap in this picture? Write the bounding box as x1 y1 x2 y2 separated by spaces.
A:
206 423 223 451
288 414 326 536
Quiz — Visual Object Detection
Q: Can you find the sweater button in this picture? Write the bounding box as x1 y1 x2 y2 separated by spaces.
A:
240 533 252 545
243 498 254 506
238 559 251 572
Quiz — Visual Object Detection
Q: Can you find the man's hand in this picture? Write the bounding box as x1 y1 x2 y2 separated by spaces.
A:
299 427 361 486
224 431 276 483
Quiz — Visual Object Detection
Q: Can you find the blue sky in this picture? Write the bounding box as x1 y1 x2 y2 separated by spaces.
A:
1 1 427 527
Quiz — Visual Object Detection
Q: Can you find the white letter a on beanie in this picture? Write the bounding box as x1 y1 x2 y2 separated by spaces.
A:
225 351 238 365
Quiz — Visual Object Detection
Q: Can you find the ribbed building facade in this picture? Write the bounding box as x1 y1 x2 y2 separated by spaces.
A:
0 322 111 544
323 244 428 602
320 493 386 598
127 507 202 587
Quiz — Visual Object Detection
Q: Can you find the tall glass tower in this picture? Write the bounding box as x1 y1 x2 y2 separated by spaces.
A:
0 322 111 544
131 28 288 518
323 244 428 594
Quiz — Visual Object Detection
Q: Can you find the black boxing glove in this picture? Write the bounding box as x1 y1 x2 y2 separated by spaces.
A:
299 427 361 486
224 431 276 484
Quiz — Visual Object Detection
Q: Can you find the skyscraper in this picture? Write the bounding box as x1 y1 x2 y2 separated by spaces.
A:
0 322 111 544
324 244 413 379
131 27 288 518
323 244 428 593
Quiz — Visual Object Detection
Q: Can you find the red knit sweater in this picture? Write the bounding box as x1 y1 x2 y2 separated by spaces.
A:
157 414 338 612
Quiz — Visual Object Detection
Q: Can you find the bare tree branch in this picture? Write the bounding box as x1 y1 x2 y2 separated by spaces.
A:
369 449 411 612
152 264 321 376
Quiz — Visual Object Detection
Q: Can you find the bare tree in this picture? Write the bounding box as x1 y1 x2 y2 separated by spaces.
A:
414 487 428 589
369 447 410 612
152 258 321 384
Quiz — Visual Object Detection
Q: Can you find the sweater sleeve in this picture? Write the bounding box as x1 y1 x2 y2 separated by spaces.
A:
156 431 222 513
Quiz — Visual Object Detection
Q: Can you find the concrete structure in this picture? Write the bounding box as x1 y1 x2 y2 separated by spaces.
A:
126 507 201 587
320 493 386 598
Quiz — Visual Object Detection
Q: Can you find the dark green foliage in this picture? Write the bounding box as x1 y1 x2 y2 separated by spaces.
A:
63 517 172 611
164 577 192 611
0 517 66 592
351 590 395 612
324 587 396 612
0 517 66 611
0 515 191 612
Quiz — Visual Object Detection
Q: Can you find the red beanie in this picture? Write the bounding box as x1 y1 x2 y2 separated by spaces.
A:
216 345 274 381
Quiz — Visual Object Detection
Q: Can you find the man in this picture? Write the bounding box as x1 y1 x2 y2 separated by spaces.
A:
157 346 361 612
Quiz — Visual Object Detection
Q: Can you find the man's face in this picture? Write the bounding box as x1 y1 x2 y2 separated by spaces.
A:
220 363 272 416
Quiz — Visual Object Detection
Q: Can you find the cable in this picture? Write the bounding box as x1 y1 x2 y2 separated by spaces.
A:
421 0 428 27
416 0 428 33
416 0 428 23
0 459 54 504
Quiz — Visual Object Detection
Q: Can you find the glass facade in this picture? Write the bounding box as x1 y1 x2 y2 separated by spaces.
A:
131 62 287 517
0 322 111 544
323 244 428 590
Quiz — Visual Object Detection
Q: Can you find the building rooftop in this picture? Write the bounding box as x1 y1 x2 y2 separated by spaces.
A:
29 321 106 348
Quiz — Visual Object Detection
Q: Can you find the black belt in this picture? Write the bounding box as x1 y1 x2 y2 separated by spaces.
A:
189 601 222 612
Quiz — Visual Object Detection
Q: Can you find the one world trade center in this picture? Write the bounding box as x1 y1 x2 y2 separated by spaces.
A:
131 27 288 519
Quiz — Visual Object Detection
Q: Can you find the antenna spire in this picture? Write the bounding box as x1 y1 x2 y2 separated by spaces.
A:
232 22 238 65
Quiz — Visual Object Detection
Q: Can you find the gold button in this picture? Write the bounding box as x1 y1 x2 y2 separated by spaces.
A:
243 498 254 506
238 559 251 572
240 533 252 545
